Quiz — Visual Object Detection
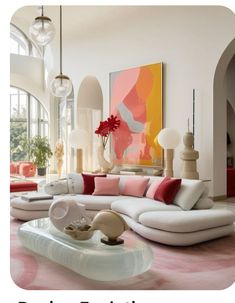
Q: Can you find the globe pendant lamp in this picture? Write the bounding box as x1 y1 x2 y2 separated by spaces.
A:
51 6 72 98
29 6 55 46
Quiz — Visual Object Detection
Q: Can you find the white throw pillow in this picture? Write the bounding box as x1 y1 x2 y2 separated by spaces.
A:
173 179 205 210
67 173 84 194
44 179 68 195
193 198 214 209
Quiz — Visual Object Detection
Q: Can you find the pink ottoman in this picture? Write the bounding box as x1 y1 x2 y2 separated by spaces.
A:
10 162 20 174
19 163 36 177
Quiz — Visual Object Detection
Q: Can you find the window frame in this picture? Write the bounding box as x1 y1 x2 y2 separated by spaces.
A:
10 86 49 161
10 23 42 58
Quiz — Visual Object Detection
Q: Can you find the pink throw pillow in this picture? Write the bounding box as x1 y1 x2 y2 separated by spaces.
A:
93 177 120 196
145 179 162 199
154 177 182 204
82 173 106 195
122 177 150 197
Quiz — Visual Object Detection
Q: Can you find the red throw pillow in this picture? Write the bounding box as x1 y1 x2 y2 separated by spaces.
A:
154 177 182 204
82 173 106 195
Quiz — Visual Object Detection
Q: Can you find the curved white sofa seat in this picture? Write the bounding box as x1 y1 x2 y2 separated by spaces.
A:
60 195 130 211
111 198 182 221
122 214 235 246
138 209 235 233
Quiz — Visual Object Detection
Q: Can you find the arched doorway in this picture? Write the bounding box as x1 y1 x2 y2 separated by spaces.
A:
76 76 103 171
213 38 235 198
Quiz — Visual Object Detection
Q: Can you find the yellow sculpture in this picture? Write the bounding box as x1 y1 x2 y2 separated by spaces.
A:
55 140 64 177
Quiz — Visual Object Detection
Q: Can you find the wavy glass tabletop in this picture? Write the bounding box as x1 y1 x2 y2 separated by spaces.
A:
18 218 154 281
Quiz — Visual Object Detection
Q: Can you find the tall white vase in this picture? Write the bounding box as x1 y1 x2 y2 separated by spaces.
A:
97 144 113 173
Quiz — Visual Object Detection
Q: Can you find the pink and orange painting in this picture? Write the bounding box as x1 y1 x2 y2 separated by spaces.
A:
110 62 163 166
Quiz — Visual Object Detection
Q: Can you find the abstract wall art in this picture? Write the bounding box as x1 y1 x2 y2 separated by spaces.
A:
110 62 163 167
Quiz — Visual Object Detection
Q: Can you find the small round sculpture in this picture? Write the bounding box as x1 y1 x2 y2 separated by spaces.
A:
90 210 129 245
49 199 91 232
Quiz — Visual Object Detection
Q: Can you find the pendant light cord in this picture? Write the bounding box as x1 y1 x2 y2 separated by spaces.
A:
60 5 62 75
41 5 44 16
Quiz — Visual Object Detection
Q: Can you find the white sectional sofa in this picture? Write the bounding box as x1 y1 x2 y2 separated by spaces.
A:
10 173 235 246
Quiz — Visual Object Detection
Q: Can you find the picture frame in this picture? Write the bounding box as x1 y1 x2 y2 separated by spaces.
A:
110 62 163 168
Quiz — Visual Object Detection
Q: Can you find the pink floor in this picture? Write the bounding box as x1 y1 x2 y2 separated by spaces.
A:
10 218 235 290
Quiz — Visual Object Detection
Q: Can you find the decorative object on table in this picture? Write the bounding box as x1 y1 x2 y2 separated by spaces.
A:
50 6 72 98
156 128 181 177
90 210 129 245
110 62 163 167
49 199 91 232
64 222 93 241
54 140 64 177
21 193 53 202
119 166 144 175
152 168 163 176
29 5 55 46
180 132 199 179
95 115 120 173
69 128 89 173
23 135 53 176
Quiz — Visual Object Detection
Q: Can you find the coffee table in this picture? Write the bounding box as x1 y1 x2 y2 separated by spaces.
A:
18 218 153 281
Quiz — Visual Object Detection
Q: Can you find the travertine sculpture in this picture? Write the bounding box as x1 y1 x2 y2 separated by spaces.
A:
180 132 199 179
90 210 129 245
55 140 64 177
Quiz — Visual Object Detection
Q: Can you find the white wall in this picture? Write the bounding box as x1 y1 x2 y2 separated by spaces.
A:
59 6 235 196
10 54 49 111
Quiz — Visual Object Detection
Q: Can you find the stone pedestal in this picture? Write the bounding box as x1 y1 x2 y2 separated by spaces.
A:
180 132 199 179
164 149 174 177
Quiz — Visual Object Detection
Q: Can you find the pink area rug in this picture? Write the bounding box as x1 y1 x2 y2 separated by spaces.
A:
10 218 235 290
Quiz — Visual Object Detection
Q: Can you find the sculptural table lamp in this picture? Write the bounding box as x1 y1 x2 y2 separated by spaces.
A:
156 128 181 177
69 129 89 173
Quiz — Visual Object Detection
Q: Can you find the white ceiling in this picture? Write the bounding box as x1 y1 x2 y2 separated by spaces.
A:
11 6 146 38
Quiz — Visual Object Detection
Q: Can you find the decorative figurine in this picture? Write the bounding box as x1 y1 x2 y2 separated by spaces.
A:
90 210 129 245
64 221 93 240
49 199 91 232
180 131 199 179
54 140 64 177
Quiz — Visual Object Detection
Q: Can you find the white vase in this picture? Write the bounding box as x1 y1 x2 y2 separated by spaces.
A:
97 144 113 173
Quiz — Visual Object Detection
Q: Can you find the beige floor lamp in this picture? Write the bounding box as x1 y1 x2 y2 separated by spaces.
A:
156 128 181 177
69 129 89 173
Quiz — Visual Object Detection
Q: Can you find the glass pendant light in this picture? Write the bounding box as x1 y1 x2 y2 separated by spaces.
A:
29 6 55 46
51 6 72 98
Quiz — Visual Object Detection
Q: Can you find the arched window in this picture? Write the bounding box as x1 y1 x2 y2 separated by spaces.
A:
10 24 42 57
10 87 49 161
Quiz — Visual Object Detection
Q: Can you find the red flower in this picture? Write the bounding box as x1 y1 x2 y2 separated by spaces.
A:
95 121 109 137
95 115 120 149
107 115 120 132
